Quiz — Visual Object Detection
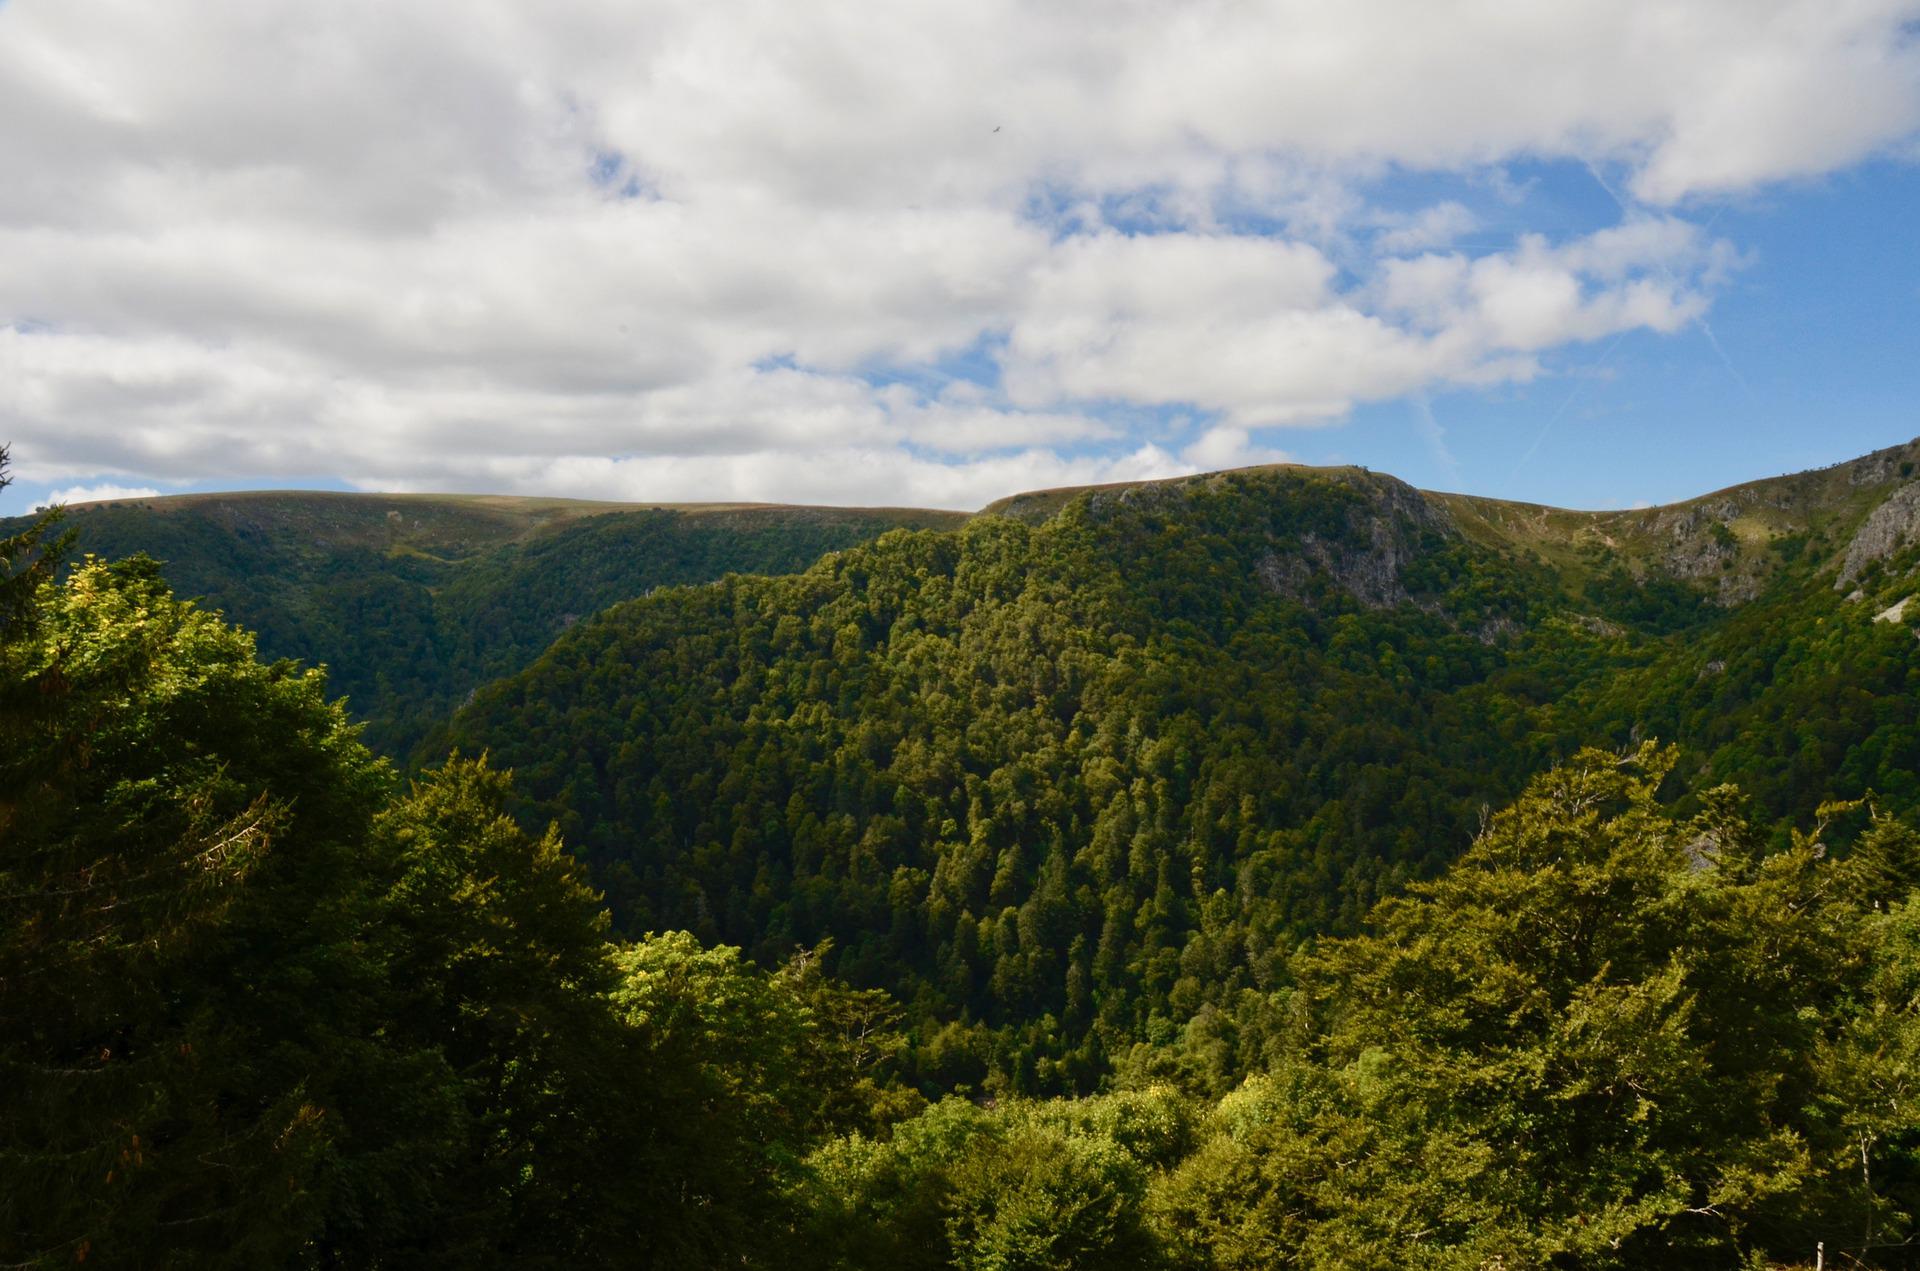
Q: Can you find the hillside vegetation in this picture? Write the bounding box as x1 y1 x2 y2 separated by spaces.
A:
17 442 1920 1266
450 444 1920 1098
15 490 961 753
11 462 1920 1265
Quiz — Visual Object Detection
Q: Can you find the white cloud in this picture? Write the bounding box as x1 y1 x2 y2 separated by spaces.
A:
356 443 1198 512
1001 221 1721 426
46 483 162 505
1181 426 1291 471
1375 202 1480 255
0 0 1914 508
1376 218 1719 354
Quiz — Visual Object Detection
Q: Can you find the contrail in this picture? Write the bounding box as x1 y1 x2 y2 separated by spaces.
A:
1510 161 1752 482
1510 327 1629 481
1412 393 1461 483
1583 160 1753 403
1696 316 1759 404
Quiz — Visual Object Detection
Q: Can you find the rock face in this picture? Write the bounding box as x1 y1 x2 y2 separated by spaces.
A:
1476 615 1523 645
1630 497 1775 605
1848 446 1912 487
1255 477 1457 609
1840 483 1920 584
1574 614 1628 638
1646 499 1741 582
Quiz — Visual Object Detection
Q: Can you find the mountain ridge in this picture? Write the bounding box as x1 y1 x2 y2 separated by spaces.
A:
37 430 1920 577
18 434 1920 764
41 431 1920 537
427 437 1920 1094
14 491 964 753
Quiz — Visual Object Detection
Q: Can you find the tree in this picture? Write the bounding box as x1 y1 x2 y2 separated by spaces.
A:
1158 745 1887 1267
348 754 645 1264
0 443 70 631
0 554 402 1266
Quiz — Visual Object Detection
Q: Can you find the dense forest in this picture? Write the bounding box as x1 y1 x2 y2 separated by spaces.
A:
20 492 958 755
11 443 1920 1266
452 458 1920 1100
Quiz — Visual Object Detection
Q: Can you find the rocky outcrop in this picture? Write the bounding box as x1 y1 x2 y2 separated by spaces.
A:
1646 500 1740 582
1846 445 1911 487
1839 483 1920 584
1626 495 1777 605
1573 614 1627 638
1255 478 1456 609
1476 615 1522 645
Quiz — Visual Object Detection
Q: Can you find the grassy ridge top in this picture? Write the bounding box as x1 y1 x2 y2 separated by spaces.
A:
982 436 1920 602
47 431 1919 570
51 488 967 559
22 434 1920 759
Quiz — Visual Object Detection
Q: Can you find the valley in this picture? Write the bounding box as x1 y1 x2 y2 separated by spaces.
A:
13 440 1920 1267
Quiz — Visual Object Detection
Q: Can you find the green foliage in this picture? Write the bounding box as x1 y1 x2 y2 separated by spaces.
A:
0 546 918 1268
1569 565 1920 829
1298 746 1838 1262
1151 748 1917 1268
1 553 400 1266
1581 563 1712 633
799 1099 998 1271
798 1092 1184 1271
360 756 649 1265
437 461 1920 1103
610 929 818 1259
0 445 71 631
791 750 1920 1268
22 449 1920 1265
777 939 928 1134
20 495 950 755
944 1122 1157 1271
453 469 1655 1089
598 931 932 1264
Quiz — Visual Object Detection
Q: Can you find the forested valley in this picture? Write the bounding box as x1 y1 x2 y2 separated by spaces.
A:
27 490 959 756
12 441 1920 1267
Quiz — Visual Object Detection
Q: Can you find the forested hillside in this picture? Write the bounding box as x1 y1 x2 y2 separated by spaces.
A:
452 446 1920 1097
0 482 928 1266
14 491 961 753
16 444 1920 1266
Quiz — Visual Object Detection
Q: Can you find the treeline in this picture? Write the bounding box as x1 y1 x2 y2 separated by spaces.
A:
10 486 1920 1265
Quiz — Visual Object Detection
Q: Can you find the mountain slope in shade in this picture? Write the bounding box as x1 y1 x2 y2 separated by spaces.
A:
16 490 964 754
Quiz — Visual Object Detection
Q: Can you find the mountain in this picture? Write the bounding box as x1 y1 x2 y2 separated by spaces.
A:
447 441 1920 1093
17 444 1920 1265
16 490 963 754
28 444 1920 1091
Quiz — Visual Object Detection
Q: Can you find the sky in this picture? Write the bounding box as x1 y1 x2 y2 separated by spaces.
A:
2 1 1918 515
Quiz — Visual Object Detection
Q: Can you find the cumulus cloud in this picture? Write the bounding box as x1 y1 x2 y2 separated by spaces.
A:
357 443 1199 511
1373 203 1480 255
45 483 163 506
0 0 1916 507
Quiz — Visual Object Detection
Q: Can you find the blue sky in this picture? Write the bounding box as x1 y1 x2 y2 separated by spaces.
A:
1307 159 1920 508
2 1 1918 515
